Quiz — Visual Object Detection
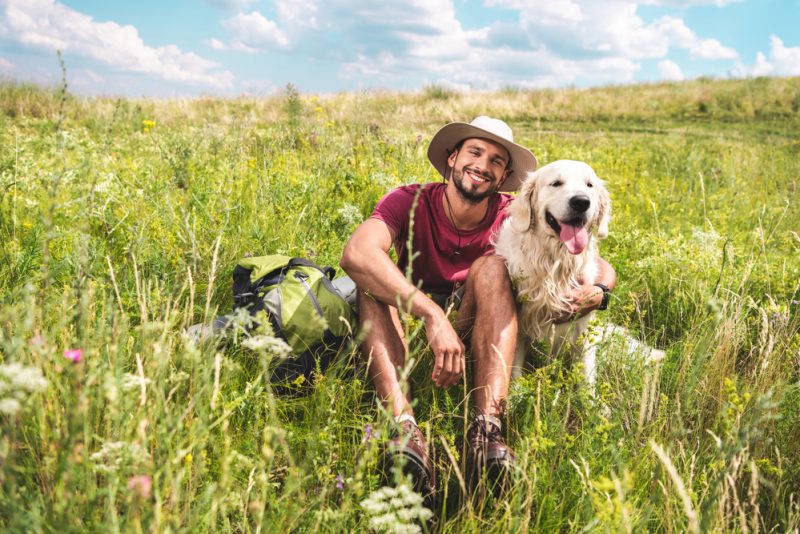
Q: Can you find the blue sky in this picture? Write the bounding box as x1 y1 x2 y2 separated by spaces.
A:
0 0 798 97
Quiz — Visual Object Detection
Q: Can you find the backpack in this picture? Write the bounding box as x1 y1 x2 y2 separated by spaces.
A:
231 255 355 390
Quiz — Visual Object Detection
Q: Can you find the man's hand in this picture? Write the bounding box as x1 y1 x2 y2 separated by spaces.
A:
553 283 605 324
425 312 465 388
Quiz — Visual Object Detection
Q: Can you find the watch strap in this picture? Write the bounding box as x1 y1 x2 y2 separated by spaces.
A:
594 283 610 310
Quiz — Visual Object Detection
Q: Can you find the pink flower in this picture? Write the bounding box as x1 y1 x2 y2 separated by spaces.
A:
63 349 83 363
127 475 152 499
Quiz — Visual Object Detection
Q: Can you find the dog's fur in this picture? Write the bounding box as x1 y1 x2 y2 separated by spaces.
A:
493 160 611 384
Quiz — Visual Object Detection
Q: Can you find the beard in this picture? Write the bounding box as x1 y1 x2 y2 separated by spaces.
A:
451 166 500 204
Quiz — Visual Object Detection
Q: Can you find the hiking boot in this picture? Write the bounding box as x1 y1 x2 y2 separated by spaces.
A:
465 414 515 491
381 419 436 498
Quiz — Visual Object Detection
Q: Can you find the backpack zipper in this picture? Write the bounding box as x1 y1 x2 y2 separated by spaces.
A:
293 271 324 318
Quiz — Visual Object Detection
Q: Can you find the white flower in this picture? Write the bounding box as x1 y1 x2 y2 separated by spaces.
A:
0 363 49 393
360 483 432 534
120 372 151 391
241 335 292 357
90 441 149 474
336 203 362 227
0 398 22 416
0 363 48 415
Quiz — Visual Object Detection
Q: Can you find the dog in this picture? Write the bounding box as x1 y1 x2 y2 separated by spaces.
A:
493 160 611 385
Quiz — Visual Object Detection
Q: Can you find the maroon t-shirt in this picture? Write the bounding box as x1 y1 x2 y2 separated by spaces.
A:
370 183 512 294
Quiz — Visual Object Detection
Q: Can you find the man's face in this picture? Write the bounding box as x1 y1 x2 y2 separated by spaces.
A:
447 138 510 203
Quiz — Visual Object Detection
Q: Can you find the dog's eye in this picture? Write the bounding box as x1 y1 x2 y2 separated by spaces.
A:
587 181 594 188
550 180 563 187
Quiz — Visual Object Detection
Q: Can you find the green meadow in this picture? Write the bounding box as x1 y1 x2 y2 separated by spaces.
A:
1 75 799 532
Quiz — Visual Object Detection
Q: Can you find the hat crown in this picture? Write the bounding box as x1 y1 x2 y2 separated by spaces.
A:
470 116 514 143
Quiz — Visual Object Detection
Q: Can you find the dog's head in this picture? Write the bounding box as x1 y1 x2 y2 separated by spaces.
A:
509 159 610 255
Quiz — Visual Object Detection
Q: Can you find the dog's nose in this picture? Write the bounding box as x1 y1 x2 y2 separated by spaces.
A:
569 195 591 213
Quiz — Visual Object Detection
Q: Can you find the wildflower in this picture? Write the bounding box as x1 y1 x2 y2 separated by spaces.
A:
185 453 193 466
361 483 432 533
120 372 151 391
0 363 49 415
0 398 22 415
127 475 152 500
363 424 373 444
337 203 362 227
335 473 344 492
241 335 291 357
64 349 82 363
90 441 148 474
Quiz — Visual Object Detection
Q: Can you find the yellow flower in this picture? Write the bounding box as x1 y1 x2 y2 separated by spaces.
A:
185 453 193 465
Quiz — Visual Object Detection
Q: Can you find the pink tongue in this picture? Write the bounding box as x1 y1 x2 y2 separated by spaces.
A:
559 224 589 254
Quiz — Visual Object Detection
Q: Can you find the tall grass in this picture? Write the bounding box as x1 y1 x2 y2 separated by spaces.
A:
1 77 799 531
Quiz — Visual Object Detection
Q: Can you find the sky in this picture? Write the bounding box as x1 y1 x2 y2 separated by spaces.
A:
0 0 798 97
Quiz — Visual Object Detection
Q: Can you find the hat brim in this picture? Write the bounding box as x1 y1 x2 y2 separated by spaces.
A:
427 122 538 192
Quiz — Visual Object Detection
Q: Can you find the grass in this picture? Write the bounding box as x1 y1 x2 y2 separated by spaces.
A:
0 76 799 532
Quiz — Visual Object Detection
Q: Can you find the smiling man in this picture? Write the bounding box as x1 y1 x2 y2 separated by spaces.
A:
340 116 615 496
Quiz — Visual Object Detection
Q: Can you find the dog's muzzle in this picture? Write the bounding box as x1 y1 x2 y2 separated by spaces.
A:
569 194 591 213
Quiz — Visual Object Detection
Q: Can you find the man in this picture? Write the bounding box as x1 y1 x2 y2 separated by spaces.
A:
339 116 616 494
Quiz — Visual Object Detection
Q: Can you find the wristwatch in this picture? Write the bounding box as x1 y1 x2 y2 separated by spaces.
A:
594 283 611 310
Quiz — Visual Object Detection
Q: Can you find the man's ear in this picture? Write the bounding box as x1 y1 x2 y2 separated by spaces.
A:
447 149 458 169
510 171 538 233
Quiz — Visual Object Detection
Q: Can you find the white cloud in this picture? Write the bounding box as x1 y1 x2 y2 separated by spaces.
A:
0 56 13 72
219 11 290 51
732 35 800 77
0 0 234 89
658 59 684 80
655 16 737 59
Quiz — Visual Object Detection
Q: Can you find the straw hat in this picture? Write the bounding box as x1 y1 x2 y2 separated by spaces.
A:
427 116 538 192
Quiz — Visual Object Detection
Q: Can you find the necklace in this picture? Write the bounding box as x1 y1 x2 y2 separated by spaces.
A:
443 189 490 258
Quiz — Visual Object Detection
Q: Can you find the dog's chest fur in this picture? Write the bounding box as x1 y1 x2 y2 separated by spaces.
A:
494 218 599 340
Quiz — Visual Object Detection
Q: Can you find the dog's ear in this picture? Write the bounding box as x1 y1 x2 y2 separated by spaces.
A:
595 179 611 239
510 171 538 232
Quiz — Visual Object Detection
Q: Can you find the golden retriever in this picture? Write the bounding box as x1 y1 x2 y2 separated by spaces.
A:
494 160 610 385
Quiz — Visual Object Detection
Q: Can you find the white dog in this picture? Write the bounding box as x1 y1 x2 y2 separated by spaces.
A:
493 160 611 385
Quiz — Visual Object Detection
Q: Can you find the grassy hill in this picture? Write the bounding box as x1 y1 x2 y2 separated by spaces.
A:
1 76 799 532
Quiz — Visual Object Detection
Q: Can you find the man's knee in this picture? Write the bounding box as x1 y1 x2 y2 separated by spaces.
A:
467 255 513 295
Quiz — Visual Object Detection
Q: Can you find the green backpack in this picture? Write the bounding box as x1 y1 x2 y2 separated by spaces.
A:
232 255 355 357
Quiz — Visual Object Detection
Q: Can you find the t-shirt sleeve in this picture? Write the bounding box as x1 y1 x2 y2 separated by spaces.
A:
370 185 418 238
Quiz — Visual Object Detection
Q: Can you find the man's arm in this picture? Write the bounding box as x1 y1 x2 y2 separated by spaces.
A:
340 218 465 387
554 256 617 323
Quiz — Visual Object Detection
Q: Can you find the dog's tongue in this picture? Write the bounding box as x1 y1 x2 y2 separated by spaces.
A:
559 223 588 254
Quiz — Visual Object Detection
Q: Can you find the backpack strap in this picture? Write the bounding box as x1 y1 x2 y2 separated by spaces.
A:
287 257 336 280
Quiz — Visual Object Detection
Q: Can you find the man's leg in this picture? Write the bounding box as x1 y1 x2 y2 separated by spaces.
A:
357 290 412 417
358 290 435 496
456 254 518 487
457 255 518 416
